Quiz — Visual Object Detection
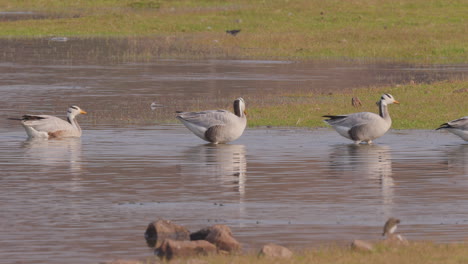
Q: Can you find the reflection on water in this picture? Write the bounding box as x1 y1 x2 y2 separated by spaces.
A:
1 128 468 264
21 138 83 176
328 144 394 214
444 144 468 184
181 144 247 196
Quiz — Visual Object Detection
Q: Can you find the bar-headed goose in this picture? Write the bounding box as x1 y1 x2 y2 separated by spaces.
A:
436 116 468 141
11 105 87 139
177 98 247 144
323 94 399 144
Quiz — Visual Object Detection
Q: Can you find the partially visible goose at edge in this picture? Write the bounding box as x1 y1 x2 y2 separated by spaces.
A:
9 105 87 139
176 97 247 144
436 116 468 141
323 94 400 144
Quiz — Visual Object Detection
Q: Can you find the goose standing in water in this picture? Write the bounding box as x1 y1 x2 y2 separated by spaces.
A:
323 94 399 144
10 105 87 139
436 116 468 141
177 98 247 144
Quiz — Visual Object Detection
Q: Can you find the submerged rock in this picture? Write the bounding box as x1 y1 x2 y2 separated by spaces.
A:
258 243 293 258
156 239 217 260
144 219 190 248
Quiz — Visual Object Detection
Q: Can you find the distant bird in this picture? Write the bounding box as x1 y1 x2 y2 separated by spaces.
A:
150 102 165 110
382 217 400 237
323 94 399 144
436 116 468 141
50 37 69 42
226 29 241 36
351 97 362 108
9 105 87 139
176 98 247 144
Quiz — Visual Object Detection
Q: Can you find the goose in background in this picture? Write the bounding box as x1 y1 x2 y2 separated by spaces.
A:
9 105 87 139
436 116 468 141
323 94 399 144
176 98 247 144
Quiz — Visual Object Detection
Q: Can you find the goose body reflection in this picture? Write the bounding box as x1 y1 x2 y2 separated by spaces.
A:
181 144 247 195
22 138 83 177
328 144 394 206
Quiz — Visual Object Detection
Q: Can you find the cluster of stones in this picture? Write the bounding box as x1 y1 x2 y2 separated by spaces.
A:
144 219 293 260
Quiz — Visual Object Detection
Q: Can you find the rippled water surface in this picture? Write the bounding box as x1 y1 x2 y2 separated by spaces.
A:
2 126 467 263
1 43 467 263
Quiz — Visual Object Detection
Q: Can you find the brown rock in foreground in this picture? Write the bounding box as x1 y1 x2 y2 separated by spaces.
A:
202 224 241 253
144 219 190 248
156 239 217 260
351 239 374 251
258 243 293 258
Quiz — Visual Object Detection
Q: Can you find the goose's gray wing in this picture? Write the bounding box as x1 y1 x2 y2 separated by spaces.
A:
177 110 234 128
324 112 381 128
437 116 468 130
22 115 73 132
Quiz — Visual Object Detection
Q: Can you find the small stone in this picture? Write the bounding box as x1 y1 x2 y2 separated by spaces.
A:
144 219 190 248
383 234 409 246
156 239 217 260
258 243 293 258
351 239 373 251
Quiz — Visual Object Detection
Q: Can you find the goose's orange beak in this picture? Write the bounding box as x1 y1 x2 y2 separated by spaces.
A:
80 110 87 114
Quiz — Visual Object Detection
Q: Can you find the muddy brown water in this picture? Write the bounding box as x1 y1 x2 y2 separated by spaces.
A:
1 39 468 263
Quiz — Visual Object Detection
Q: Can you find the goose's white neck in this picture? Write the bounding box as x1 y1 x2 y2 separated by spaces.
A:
378 101 391 121
233 100 245 118
67 114 82 133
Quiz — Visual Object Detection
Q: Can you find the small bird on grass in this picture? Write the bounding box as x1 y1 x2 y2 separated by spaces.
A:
351 97 362 108
226 29 241 36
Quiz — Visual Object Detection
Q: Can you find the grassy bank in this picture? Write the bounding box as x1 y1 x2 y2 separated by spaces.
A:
246 79 468 129
100 79 467 129
0 0 467 63
112 241 468 264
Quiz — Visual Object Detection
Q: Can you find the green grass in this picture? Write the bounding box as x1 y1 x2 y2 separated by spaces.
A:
0 0 467 63
111 241 468 264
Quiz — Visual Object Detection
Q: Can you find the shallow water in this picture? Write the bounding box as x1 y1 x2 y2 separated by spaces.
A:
0 47 467 263
1 126 467 264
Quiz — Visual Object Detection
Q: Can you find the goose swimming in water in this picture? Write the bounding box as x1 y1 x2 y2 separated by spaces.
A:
176 98 247 144
323 94 399 144
436 116 468 141
10 105 87 139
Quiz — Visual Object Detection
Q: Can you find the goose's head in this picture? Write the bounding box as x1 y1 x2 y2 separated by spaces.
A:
378 94 399 105
233 97 246 117
67 105 87 118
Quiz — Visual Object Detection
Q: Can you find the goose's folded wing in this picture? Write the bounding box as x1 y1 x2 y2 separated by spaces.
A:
324 112 379 127
177 110 233 128
22 115 72 132
448 116 468 129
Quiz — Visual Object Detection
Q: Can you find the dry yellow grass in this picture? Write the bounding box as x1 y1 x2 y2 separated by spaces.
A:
111 241 468 264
